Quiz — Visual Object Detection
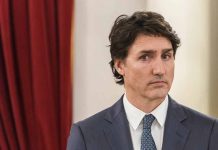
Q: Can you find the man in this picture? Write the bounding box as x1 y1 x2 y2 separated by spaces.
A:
67 11 218 150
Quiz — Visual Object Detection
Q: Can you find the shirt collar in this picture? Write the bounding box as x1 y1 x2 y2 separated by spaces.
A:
123 94 169 130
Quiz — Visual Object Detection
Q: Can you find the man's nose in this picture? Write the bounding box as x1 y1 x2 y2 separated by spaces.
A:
152 58 166 76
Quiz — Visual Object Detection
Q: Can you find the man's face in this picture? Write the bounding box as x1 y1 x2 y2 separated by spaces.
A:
115 34 174 101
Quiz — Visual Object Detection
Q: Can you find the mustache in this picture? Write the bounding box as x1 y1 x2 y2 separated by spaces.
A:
148 77 167 84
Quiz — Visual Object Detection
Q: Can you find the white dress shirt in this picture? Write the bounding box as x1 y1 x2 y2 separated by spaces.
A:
123 94 169 150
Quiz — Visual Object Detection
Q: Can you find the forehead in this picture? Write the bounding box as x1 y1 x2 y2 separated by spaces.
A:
128 34 173 54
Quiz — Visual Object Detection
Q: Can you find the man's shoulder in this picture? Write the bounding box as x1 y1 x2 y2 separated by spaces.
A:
169 97 217 127
168 97 218 148
74 97 124 129
76 107 110 127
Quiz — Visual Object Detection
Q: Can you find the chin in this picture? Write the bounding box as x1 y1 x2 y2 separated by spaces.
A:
149 96 166 101
147 90 168 100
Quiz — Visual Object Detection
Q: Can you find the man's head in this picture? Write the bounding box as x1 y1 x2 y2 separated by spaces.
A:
109 11 180 85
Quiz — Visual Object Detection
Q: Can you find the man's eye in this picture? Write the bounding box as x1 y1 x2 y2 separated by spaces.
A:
162 53 172 60
139 55 150 60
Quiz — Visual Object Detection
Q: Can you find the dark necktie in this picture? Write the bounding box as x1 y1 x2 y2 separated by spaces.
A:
141 114 157 150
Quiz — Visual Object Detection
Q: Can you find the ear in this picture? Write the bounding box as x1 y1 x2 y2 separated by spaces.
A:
114 59 125 76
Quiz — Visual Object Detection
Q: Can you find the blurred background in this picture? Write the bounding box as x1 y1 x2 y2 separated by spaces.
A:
1 0 218 149
73 0 218 122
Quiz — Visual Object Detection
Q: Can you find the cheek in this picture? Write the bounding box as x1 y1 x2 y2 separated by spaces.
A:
167 63 175 81
166 60 174 71
125 66 146 82
171 63 175 74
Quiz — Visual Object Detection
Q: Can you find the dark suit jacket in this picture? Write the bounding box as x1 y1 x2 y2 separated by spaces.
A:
67 96 218 150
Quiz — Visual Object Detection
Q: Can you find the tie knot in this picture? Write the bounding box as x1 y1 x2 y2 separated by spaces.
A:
143 114 155 129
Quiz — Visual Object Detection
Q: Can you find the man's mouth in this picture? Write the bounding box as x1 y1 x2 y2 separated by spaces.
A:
149 80 167 85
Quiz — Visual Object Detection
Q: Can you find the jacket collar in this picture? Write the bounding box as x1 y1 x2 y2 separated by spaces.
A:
103 96 134 150
162 96 190 150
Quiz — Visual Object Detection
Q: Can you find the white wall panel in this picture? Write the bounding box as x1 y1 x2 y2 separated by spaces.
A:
73 0 147 122
146 0 210 115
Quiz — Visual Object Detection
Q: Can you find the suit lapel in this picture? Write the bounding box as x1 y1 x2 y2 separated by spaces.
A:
103 96 191 150
162 97 190 150
103 98 134 150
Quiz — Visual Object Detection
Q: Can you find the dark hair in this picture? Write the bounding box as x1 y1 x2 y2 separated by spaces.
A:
109 11 181 85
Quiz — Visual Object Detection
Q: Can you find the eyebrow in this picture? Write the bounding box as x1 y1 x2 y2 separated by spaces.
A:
162 48 174 53
139 48 173 54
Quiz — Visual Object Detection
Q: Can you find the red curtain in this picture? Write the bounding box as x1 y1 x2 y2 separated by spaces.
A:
0 0 73 149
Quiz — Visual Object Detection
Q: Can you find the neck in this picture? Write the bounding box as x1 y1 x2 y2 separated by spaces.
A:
125 93 166 113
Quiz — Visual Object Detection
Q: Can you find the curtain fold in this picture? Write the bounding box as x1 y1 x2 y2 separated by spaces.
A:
0 0 73 149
